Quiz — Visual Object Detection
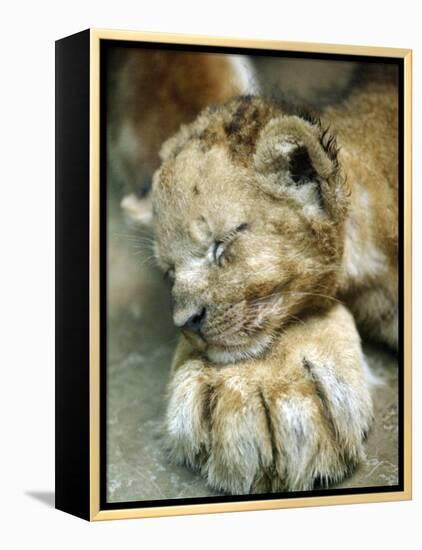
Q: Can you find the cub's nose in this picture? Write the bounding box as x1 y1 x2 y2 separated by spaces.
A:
182 307 206 335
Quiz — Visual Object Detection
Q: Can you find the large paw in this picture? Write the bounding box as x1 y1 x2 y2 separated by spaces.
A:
165 355 373 494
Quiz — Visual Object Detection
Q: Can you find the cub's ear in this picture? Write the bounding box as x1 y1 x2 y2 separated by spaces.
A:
253 115 345 217
121 192 153 227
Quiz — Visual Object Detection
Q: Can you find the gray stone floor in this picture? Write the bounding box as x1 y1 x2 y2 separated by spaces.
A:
106 195 399 504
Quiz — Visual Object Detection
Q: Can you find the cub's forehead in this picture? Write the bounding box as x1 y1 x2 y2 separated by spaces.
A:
152 144 254 242
155 143 248 197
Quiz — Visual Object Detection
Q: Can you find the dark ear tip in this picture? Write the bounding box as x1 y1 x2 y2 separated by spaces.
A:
319 129 340 165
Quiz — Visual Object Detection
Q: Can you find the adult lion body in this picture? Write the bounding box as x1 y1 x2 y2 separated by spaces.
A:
130 68 398 493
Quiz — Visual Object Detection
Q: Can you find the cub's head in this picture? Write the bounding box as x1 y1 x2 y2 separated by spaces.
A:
127 96 349 364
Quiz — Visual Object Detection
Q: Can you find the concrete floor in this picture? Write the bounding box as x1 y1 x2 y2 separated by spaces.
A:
106 195 399 504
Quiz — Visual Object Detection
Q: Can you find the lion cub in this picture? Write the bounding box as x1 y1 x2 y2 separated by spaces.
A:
128 74 398 493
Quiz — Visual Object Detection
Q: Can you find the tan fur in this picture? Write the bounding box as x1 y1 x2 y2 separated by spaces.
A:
329 72 399 348
108 50 245 193
128 70 398 493
167 305 373 493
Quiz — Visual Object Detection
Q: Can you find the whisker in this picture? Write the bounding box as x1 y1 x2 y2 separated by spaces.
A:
285 291 342 304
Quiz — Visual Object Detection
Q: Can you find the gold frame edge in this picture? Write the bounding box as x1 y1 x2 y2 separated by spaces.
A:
90 29 101 521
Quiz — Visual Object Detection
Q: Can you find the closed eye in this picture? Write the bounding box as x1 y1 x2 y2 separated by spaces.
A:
212 241 225 266
236 223 248 233
211 222 249 267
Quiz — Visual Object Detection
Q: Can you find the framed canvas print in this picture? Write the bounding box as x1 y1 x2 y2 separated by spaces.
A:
55 29 412 521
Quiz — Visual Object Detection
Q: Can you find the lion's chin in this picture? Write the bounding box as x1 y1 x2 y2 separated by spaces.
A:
205 333 274 365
